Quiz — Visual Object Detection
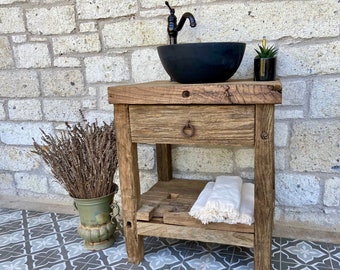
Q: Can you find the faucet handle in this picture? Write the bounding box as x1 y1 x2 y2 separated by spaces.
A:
165 1 175 14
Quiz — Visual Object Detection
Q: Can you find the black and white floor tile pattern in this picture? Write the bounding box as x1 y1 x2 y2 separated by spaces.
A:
0 208 339 269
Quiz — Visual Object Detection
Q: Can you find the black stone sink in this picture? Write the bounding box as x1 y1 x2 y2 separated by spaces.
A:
157 42 246 84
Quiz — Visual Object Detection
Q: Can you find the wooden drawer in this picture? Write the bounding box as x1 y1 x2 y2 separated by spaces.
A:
129 105 255 145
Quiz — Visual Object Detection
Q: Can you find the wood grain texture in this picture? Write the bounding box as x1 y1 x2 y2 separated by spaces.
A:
156 144 172 181
114 105 144 263
129 105 255 145
141 179 208 197
137 222 254 248
108 80 282 105
254 104 275 270
163 212 254 233
138 179 206 220
136 204 156 221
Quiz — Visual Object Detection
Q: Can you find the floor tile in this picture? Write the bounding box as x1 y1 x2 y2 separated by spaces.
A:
0 207 339 270
184 252 230 269
280 238 334 269
329 243 340 269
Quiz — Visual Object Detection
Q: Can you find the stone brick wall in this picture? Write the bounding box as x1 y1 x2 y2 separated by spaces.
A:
0 0 339 235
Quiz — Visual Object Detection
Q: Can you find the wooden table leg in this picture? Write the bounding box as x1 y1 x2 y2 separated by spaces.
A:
114 105 144 263
254 104 275 270
156 144 172 181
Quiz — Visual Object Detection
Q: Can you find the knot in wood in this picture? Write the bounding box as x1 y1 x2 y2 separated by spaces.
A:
261 131 269 140
224 86 232 97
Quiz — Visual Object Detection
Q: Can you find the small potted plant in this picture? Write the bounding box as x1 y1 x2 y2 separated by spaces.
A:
32 111 119 251
254 37 278 81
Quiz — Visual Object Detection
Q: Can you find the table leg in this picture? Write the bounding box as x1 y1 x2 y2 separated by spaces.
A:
156 144 172 181
254 105 275 270
114 105 144 263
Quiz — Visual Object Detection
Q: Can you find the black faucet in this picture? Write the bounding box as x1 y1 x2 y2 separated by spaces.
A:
165 1 196 45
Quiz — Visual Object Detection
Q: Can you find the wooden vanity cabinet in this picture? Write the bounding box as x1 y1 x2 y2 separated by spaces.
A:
108 80 282 270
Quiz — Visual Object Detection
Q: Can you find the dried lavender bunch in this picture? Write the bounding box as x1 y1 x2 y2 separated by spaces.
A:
32 117 118 199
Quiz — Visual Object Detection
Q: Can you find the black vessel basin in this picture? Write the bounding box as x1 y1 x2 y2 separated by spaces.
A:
157 42 246 84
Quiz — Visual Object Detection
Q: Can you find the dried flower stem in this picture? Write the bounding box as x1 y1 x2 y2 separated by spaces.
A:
33 116 118 199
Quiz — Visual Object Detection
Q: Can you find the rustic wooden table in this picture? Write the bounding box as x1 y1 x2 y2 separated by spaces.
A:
108 80 282 270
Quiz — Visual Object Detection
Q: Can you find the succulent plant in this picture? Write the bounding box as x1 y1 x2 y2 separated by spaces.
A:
255 37 278 58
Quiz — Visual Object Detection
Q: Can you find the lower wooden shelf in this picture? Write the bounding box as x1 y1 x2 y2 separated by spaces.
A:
137 179 254 248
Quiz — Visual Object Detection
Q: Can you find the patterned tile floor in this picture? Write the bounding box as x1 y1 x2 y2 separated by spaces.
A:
0 208 339 270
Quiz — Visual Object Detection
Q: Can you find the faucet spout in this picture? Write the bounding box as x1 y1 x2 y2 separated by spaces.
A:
165 2 196 45
175 12 196 32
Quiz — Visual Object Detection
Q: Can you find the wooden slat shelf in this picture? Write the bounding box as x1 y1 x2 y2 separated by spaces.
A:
137 222 254 248
137 179 255 240
108 80 282 270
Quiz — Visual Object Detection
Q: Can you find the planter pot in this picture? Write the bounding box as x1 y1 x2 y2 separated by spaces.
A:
73 192 118 250
254 57 276 81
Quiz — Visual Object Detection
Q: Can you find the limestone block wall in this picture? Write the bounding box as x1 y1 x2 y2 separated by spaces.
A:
0 0 339 235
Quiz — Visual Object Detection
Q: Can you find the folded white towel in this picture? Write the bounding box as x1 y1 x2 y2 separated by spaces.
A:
236 183 254 225
189 182 214 224
189 176 254 225
204 175 243 222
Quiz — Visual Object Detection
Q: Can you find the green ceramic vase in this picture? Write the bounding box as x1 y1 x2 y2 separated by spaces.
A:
73 192 117 251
